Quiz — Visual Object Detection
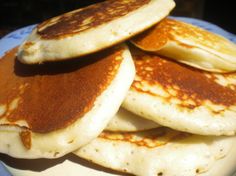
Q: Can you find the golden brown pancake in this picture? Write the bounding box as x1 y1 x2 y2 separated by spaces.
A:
38 0 153 39
0 44 135 158
131 18 236 73
122 47 236 135
17 0 175 64
1 47 120 133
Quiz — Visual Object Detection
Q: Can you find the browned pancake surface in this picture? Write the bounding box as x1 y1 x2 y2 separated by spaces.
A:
0 47 123 133
132 18 231 51
99 127 190 148
130 48 236 111
38 0 151 39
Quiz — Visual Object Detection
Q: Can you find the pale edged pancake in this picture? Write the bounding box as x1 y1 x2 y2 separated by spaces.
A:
122 47 236 136
0 44 135 158
131 18 236 73
2 137 236 176
105 108 159 132
3 145 236 176
74 127 236 176
17 0 175 64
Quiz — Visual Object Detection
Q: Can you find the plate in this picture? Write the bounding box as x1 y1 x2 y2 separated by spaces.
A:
1 17 236 176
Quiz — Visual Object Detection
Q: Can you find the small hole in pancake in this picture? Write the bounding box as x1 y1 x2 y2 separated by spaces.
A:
82 149 86 153
53 152 60 157
196 168 200 173
67 140 74 144
95 148 99 152
157 172 163 176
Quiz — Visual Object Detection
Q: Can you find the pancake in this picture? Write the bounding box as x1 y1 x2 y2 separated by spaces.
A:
74 127 236 176
17 0 175 64
3 145 236 176
122 47 236 136
131 18 236 73
105 108 159 132
0 44 135 159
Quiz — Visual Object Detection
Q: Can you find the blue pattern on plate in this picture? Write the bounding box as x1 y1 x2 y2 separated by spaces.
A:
0 163 12 176
4 25 36 40
0 24 36 57
0 17 236 176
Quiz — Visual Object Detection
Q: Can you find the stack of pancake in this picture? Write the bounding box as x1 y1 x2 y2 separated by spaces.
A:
1 0 236 176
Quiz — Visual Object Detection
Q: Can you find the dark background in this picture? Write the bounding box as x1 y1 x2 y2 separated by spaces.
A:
0 0 235 37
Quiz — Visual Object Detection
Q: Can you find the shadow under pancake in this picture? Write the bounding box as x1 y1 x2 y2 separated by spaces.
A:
14 46 118 77
0 153 132 176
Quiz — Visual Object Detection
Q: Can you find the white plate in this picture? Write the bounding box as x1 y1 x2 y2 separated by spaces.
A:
1 17 236 176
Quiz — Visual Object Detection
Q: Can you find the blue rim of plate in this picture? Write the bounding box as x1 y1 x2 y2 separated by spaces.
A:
0 16 236 57
0 16 236 176
0 163 12 176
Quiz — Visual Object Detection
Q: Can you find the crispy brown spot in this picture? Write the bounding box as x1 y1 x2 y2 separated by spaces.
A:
23 41 34 48
19 130 31 149
99 127 189 148
38 0 151 39
0 47 123 133
131 48 236 109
